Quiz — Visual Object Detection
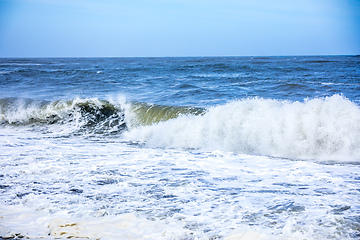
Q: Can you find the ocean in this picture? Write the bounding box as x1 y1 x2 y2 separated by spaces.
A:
0 56 359 240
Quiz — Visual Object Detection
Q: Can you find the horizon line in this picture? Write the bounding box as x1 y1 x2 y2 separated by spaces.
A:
0 54 359 59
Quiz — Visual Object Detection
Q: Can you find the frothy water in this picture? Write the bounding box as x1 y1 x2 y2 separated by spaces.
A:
0 56 359 239
1 131 359 239
2 95 359 161
126 95 360 162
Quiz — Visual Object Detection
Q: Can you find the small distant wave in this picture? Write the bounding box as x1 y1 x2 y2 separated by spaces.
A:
125 95 360 162
251 57 270 60
0 63 44 66
303 60 334 63
276 82 309 91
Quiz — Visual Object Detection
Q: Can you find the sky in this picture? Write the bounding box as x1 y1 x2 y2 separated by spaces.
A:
0 0 359 57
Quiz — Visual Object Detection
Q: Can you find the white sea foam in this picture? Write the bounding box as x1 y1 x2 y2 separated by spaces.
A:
0 205 275 240
125 95 360 162
0 206 192 239
0 124 358 239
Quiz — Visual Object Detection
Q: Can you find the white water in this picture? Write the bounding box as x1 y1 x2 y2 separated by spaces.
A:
1 95 360 239
125 95 360 162
0 97 118 124
1 124 359 239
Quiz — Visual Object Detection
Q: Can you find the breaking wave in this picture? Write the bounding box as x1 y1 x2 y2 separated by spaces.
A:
1 95 360 161
0 98 126 134
129 102 205 126
125 95 360 162
0 97 204 134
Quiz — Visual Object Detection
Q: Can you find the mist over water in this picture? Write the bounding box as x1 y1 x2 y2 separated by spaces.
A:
0 56 360 239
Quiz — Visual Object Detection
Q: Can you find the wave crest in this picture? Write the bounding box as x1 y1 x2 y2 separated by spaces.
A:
125 95 360 162
0 98 126 134
0 97 204 135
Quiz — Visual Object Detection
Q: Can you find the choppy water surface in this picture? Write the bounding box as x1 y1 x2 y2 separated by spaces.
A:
0 56 360 239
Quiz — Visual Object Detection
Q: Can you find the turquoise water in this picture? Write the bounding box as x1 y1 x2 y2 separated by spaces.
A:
0 56 360 239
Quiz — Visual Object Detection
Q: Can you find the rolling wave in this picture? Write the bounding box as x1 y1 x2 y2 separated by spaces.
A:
0 97 204 134
129 102 205 126
1 95 359 161
125 95 360 162
0 98 126 134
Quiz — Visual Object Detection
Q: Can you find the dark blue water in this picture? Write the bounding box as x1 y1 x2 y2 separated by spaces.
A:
1 56 359 106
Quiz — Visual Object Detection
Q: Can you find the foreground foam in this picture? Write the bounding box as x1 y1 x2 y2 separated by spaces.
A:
1 205 349 240
0 130 358 239
125 95 360 162
0 206 318 240
0 206 190 239
0 206 271 240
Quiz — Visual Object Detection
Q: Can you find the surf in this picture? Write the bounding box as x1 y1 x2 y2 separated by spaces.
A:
0 98 126 135
2 95 359 161
125 95 360 162
0 97 204 135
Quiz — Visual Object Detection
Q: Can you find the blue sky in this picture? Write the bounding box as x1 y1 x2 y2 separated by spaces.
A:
0 0 359 57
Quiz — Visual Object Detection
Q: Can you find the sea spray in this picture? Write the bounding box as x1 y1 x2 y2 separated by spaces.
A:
0 97 126 134
125 95 360 161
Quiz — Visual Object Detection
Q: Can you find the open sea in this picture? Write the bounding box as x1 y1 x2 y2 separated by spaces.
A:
0 56 360 240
